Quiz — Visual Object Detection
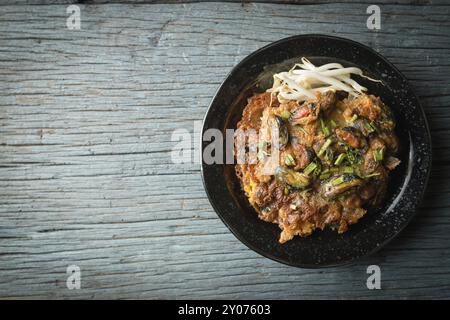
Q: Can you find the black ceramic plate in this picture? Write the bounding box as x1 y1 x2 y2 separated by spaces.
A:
201 35 432 268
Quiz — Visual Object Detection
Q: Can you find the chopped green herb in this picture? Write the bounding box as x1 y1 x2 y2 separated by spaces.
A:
317 138 332 157
342 166 354 174
304 162 318 175
331 176 345 186
350 114 358 123
330 119 337 128
363 120 375 133
284 186 290 195
284 153 296 166
334 153 346 165
321 118 330 136
371 122 380 133
319 172 331 180
325 148 334 162
330 167 339 173
280 110 291 120
313 165 322 176
373 148 384 162
346 149 362 165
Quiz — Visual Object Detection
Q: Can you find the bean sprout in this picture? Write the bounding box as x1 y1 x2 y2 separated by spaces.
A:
267 57 381 103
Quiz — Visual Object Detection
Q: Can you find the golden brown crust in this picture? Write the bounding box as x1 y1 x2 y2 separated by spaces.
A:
235 91 400 243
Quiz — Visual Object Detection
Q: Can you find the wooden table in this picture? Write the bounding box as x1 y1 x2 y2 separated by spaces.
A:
0 0 449 299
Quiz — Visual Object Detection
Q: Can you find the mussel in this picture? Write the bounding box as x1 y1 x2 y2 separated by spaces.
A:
268 115 289 150
275 167 311 189
321 174 364 198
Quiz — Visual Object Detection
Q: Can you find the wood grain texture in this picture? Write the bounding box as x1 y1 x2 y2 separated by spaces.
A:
2 1 449 6
0 2 449 299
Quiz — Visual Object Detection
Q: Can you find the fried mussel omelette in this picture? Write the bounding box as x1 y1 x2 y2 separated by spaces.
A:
235 91 401 243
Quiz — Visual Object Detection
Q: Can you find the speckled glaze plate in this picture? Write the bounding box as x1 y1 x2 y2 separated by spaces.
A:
201 35 432 268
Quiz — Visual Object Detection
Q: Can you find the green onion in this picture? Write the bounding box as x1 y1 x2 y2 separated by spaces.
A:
284 186 290 195
284 153 296 166
363 120 375 133
313 165 322 176
280 110 291 120
319 172 331 180
365 172 381 179
330 167 339 173
350 114 358 123
343 166 354 174
330 119 337 128
334 153 346 165
321 118 330 136
325 148 334 162
347 149 362 165
371 122 379 133
373 148 384 162
317 138 332 157
304 162 318 175
331 176 345 186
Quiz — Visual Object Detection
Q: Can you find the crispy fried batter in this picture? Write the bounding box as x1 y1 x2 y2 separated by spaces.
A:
235 91 400 243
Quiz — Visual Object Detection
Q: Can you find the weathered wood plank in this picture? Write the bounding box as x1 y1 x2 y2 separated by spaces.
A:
3 1 450 6
0 2 449 299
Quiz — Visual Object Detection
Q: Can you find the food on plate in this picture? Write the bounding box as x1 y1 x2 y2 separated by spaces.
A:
235 58 401 243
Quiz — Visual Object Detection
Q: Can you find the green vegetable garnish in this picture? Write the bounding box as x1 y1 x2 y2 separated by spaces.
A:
319 173 331 180
343 166 354 174
331 176 345 186
304 162 318 175
334 153 346 165
280 110 291 120
350 114 358 123
321 118 330 136
317 138 332 157
363 120 376 133
284 186 290 195
346 149 362 165
284 153 296 166
373 148 384 162
330 119 337 128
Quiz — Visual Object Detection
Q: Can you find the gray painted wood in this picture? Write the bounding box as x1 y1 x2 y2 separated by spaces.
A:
0 1 449 299
3 1 450 5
